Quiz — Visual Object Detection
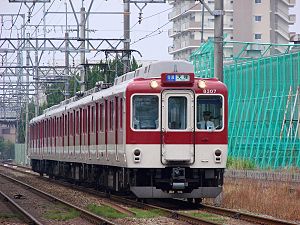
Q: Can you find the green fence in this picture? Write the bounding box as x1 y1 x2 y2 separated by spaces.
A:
14 143 30 166
190 41 300 169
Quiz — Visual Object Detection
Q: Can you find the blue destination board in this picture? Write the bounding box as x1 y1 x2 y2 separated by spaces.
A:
166 74 190 82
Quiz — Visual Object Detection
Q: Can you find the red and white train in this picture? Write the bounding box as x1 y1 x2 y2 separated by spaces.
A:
29 60 228 200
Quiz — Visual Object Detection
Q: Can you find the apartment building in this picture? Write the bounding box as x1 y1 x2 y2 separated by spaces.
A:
0 125 16 143
168 0 296 60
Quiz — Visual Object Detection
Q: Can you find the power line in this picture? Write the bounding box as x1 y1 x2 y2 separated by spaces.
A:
131 2 200 45
31 0 56 35
9 3 23 30
142 6 171 20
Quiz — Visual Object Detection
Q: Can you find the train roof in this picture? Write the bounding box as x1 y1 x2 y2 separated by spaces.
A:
30 60 194 124
114 60 194 85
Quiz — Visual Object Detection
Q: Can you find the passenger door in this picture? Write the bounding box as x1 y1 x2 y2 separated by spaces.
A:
161 90 195 164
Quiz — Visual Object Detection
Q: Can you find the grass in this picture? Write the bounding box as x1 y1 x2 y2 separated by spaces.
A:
43 208 80 221
0 212 20 219
87 204 127 219
205 178 300 222
226 156 256 170
187 211 226 223
129 208 164 218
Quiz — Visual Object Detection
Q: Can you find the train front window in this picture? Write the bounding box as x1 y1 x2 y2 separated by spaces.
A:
132 95 159 130
197 95 223 131
168 96 187 130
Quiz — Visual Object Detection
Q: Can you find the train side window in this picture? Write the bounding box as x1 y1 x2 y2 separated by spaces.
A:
132 95 159 130
65 114 68 136
110 100 114 131
99 104 104 132
57 118 59 137
196 95 223 131
61 116 64 138
92 106 96 133
83 109 86 134
70 113 73 136
76 111 79 135
88 106 91 133
80 109 83 135
120 98 123 129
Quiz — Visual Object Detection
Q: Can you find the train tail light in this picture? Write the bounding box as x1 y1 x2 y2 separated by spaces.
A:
133 149 141 163
214 149 222 163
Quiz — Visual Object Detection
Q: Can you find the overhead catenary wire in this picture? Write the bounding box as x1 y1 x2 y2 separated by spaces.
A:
8 3 23 30
131 2 200 46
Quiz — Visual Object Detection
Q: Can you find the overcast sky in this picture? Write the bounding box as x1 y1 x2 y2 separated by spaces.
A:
0 0 299 63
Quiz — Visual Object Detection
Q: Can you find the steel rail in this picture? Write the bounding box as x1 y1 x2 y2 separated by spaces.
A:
4 164 298 225
201 204 298 225
0 172 118 225
0 190 43 225
0 164 221 225
110 196 222 225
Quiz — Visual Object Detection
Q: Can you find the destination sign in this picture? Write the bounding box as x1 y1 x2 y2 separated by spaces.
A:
165 74 191 82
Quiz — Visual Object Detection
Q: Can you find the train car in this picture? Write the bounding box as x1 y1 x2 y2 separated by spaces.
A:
29 60 228 200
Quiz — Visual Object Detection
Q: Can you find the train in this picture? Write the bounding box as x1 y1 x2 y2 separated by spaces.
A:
29 60 228 201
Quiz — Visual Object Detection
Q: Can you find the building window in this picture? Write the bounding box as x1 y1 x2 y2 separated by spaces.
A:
254 33 262 40
255 0 261 3
255 16 262 21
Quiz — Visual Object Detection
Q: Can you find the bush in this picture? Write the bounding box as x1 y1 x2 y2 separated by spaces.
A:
0 138 15 160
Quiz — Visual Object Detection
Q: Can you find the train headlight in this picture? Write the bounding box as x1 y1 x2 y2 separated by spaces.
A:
198 80 206 89
150 80 159 89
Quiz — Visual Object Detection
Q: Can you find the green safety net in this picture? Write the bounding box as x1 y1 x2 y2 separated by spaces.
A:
190 40 300 169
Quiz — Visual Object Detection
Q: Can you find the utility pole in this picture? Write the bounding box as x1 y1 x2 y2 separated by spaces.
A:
65 2 70 99
214 0 224 82
80 6 86 92
122 0 166 74
34 35 39 116
199 0 224 80
123 1 130 73
25 32 30 162
65 32 70 99
201 3 205 43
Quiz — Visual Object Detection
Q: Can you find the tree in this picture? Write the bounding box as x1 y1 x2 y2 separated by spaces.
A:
0 138 14 160
17 100 35 143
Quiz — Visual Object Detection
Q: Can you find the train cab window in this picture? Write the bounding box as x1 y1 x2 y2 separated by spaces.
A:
168 97 187 130
196 95 223 131
132 95 159 130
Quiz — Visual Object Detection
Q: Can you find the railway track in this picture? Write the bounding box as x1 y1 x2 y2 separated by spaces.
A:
200 204 298 225
0 171 119 225
0 164 224 224
0 190 42 225
1 163 299 225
